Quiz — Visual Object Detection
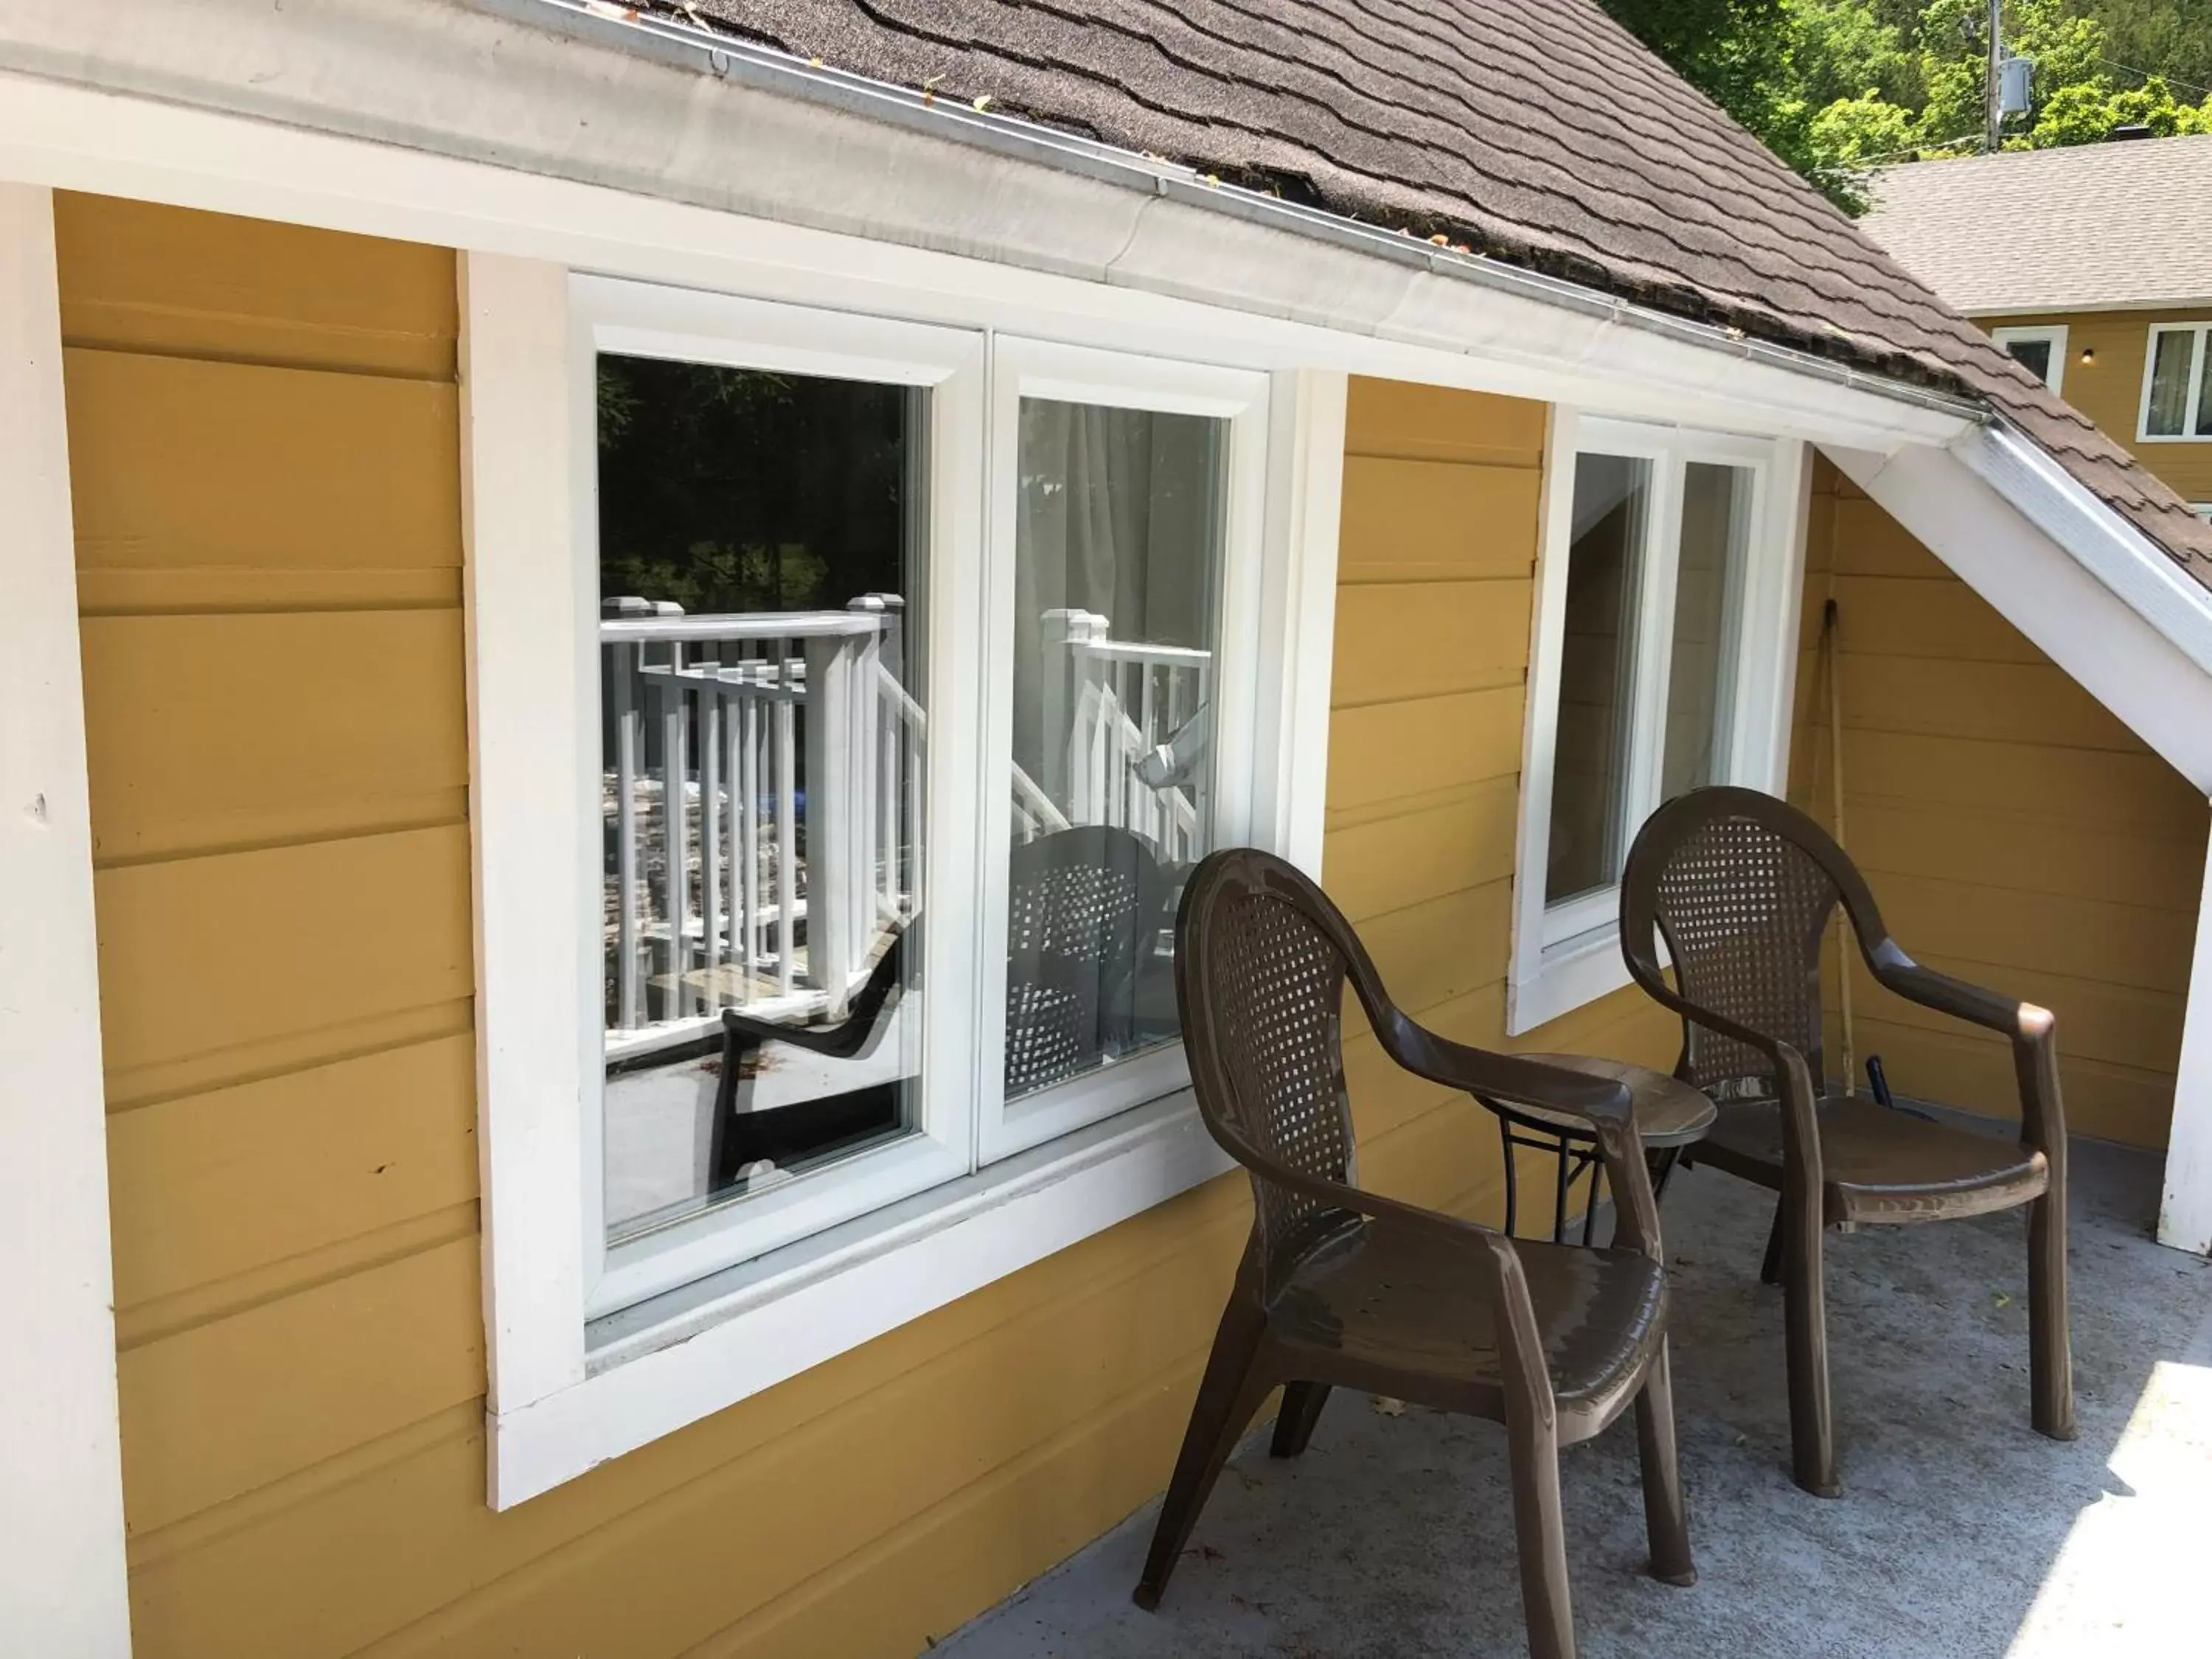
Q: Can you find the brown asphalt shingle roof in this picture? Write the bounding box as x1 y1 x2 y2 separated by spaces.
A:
678 0 2212 584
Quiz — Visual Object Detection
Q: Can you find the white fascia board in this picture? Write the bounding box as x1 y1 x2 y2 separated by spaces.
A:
0 0 1971 453
1950 421 2212 678
1824 439 2212 792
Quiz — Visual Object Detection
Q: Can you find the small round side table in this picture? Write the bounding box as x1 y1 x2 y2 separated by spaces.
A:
1475 1054 1717 1246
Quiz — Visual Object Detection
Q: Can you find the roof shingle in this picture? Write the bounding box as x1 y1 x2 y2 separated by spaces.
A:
1863 136 2212 316
678 0 2212 583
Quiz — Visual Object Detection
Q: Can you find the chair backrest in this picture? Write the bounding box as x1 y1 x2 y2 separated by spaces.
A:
1175 849 1366 1293
1004 825 1166 1096
1621 786 1864 1098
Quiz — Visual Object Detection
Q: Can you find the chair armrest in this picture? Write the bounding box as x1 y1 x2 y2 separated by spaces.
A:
1863 941 2031 1037
1364 1011 1674 1265
1860 940 2065 1152
720 1006 851 1060
1372 1009 1634 1128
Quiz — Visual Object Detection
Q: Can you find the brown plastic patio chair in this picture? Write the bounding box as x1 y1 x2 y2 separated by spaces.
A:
1135 849 1694 1659
1619 786 2075 1498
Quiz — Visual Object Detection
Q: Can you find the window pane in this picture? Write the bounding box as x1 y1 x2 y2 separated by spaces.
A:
2004 338 2052 386
596 356 925 1242
1004 400 1223 1102
2197 333 2212 437
1660 462 1752 799
1546 453 1652 905
2146 329 2196 436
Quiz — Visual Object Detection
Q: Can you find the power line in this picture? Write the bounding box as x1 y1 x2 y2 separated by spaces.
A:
1817 131 1986 174
2098 56 2211 100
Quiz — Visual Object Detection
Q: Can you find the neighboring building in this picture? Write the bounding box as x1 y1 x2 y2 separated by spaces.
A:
1864 135 2212 518
4 4 2212 1656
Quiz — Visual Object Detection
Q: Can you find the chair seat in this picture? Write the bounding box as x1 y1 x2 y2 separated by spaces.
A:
1699 1093 2050 1224
1266 1220 1666 1433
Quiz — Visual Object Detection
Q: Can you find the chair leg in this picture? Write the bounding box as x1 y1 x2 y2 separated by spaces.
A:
1634 1339 1697 1587
1133 1301 1270 1611
2028 1189 2076 1441
1270 1381 1332 1458
1759 1195 1786 1287
1781 1191 1839 1498
1503 1411 1576 1659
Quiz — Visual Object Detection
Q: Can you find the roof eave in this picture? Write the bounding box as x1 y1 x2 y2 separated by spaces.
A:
480 0 1986 427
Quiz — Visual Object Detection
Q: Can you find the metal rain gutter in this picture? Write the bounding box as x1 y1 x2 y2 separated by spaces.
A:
476 0 1986 426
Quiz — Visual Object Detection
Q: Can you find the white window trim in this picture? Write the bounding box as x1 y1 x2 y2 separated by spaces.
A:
1507 408 1808 1036
0 182 134 1657
2138 322 2212 443
570 277 988 1318
1992 324 2068 395
465 251 1346 1508
977 340 1272 1164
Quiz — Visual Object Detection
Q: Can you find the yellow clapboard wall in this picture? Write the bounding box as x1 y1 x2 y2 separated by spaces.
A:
1787 459 2206 1149
1977 308 2212 506
66 187 1663 1658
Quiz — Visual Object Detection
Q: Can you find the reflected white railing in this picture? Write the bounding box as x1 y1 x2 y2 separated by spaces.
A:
1038 608 1211 864
604 597 1214 1060
602 595 919 1060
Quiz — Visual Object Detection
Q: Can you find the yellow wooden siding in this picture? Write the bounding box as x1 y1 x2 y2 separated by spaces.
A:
1326 376 1679 1164
1981 307 2212 504
72 189 1661 1659
1788 459 2205 1149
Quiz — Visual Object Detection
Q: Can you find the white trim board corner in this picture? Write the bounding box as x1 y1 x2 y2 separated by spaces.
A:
0 181 134 1657
2162 810 2212 1256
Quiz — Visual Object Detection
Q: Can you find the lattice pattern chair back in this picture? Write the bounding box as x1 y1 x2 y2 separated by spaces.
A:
1004 826 1163 1096
1624 789 1841 1096
1176 851 1364 1294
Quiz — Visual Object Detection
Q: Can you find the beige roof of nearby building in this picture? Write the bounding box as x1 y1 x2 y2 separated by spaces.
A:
1863 136 2212 316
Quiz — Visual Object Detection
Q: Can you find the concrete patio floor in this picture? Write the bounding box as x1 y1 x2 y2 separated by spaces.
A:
936 1127 2212 1659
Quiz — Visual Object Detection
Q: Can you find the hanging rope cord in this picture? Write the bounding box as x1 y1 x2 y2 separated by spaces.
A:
1823 595 1855 1093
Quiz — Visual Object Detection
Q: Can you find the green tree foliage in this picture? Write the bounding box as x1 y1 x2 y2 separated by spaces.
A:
1603 0 2212 210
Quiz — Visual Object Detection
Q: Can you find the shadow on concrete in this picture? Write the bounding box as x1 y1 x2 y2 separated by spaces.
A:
935 1131 2212 1659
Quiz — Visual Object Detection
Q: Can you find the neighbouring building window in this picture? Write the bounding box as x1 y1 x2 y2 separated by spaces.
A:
1510 415 1804 1034
1992 324 2067 395
2140 323 2212 440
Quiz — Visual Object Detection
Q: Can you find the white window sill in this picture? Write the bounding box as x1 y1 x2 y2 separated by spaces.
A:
487 1091 1233 1509
1506 921 1637 1037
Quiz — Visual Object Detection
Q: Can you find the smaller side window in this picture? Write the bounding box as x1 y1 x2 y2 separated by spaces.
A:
1992 324 2067 396
2140 324 2212 441
1511 415 1803 1034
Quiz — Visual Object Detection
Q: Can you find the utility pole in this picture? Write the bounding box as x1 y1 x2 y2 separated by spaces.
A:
1986 0 2004 153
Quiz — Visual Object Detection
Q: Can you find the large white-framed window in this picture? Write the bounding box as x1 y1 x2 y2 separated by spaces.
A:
464 255 1344 1506
571 277 989 1317
1993 324 2067 395
1508 412 1807 1034
2140 323 2212 442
